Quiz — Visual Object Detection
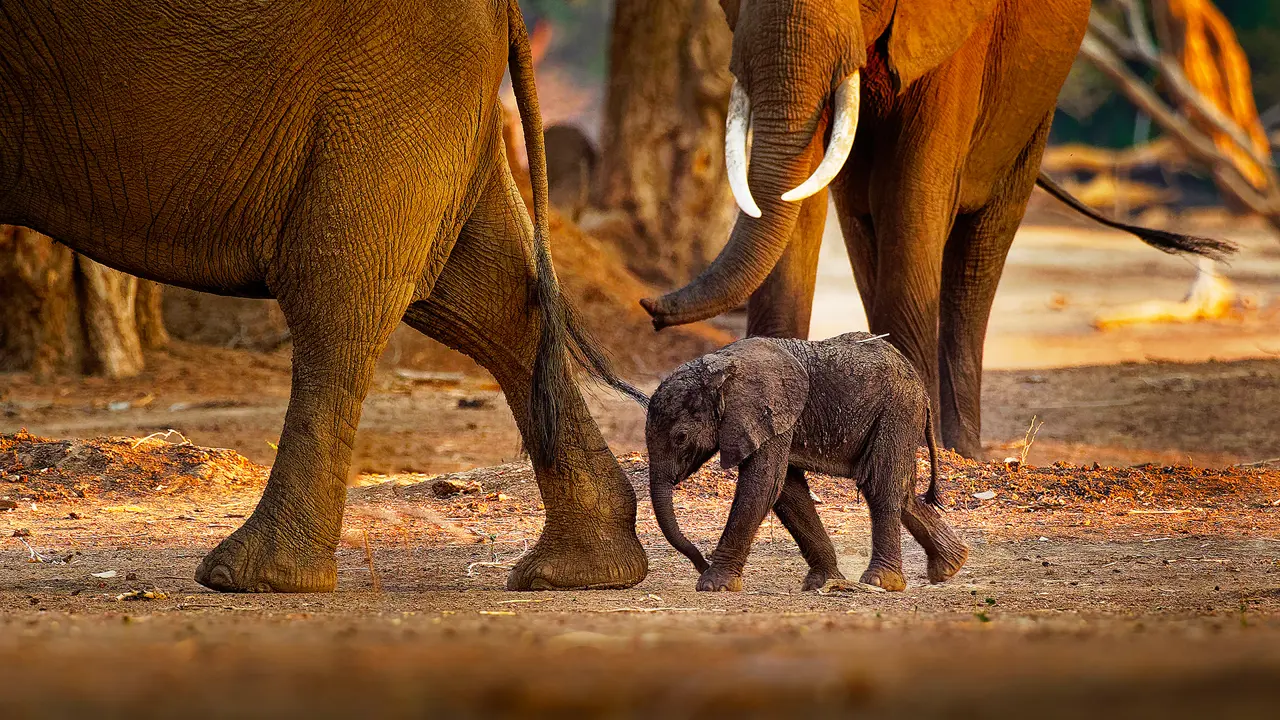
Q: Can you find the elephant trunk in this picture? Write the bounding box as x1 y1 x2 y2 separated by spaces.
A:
641 72 862 329
650 476 710 573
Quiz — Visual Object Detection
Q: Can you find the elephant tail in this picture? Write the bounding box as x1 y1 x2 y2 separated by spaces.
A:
506 1 646 469
922 401 943 510
1035 172 1236 261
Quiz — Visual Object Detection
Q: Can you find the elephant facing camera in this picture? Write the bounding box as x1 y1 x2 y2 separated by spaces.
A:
646 333 969 592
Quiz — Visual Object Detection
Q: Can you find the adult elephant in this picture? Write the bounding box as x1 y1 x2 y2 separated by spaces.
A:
0 0 648 592
640 0 1232 458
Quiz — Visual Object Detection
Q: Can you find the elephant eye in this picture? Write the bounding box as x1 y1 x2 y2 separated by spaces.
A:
673 429 689 445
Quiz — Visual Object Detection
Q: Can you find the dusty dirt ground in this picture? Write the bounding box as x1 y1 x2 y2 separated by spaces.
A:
5 218 1280 716
4 431 1280 716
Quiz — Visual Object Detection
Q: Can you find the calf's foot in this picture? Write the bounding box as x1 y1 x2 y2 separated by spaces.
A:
802 566 845 591
859 565 906 592
697 564 744 592
195 512 338 593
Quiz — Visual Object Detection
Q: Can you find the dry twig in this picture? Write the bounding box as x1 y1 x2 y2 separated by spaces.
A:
362 530 381 592
131 429 192 449
1019 416 1044 469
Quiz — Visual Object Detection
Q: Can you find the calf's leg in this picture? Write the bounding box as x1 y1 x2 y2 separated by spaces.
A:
773 468 844 590
902 496 969 583
698 433 792 592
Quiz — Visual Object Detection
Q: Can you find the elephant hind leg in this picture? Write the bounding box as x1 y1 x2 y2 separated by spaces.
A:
901 495 968 583
773 467 844 591
855 416 924 592
403 160 646 591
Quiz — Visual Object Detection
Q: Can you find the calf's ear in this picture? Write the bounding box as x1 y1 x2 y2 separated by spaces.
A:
712 340 809 468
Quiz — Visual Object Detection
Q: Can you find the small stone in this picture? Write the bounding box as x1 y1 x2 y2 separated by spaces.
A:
430 479 482 498
12 528 30 537
972 490 997 501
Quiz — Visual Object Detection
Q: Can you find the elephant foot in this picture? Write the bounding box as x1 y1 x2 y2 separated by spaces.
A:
506 522 647 590
859 566 906 592
802 566 845 592
697 565 744 592
195 514 337 593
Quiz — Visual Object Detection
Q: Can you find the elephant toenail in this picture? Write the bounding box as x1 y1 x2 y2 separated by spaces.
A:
209 565 235 590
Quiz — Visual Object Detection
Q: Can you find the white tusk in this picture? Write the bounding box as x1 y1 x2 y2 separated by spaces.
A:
781 70 861 203
725 79 762 218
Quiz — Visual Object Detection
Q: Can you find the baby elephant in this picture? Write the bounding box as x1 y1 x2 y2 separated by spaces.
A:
647 333 968 592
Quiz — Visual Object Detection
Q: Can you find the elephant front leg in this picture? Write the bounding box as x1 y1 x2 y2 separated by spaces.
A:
405 162 646 591
745 190 827 340
699 434 791 592
773 468 844 591
939 113 1052 458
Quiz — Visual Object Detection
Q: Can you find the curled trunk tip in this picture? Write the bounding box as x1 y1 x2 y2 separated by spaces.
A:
650 476 710 573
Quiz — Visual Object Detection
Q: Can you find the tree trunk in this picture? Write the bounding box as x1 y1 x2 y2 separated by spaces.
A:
134 280 171 350
592 0 735 287
0 226 164 380
0 226 81 378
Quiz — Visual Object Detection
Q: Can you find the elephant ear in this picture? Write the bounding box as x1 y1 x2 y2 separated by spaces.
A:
710 339 810 469
886 0 998 92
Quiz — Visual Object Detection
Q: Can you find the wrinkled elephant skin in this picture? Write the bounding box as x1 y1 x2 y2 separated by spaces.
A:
0 0 647 592
646 333 968 592
644 0 1225 460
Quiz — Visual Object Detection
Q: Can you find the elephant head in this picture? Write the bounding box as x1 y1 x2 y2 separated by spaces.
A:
647 339 810 572
641 0 999 328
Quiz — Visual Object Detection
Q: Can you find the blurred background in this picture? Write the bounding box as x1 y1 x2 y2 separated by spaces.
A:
3 0 1280 469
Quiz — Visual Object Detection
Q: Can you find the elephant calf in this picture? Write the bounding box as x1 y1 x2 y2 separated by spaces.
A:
647 333 968 592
